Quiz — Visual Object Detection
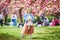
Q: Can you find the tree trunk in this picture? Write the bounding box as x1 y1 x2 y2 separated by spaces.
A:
19 8 23 23
5 14 8 25
3 7 8 25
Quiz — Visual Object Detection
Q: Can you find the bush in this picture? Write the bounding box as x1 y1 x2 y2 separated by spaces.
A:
7 17 11 22
33 16 42 23
46 15 55 22
34 15 56 23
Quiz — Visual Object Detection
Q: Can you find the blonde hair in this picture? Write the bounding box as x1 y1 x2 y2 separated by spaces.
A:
27 7 32 13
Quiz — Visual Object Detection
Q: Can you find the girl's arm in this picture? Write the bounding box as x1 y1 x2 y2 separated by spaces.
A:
31 14 34 21
23 14 27 21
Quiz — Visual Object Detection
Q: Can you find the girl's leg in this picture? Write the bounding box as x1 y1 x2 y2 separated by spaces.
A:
14 19 17 26
0 19 3 27
21 34 24 39
12 19 14 26
29 34 32 40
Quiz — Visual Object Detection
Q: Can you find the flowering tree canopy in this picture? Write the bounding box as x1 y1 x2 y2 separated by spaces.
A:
0 0 60 15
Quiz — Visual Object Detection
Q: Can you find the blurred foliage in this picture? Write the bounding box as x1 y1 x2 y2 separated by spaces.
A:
34 16 41 23
46 15 55 22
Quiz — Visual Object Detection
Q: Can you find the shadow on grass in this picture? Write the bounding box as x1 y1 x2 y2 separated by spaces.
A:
32 30 60 40
32 37 48 40
36 31 60 34
32 35 60 40
0 33 21 40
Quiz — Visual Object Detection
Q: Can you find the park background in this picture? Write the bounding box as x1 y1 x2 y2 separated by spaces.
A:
0 0 60 40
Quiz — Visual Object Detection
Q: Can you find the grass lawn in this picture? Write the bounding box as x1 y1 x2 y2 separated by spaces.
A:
0 26 60 40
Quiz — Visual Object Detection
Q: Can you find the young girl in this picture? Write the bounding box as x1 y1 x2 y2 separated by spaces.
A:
51 19 55 27
21 8 34 40
11 12 17 26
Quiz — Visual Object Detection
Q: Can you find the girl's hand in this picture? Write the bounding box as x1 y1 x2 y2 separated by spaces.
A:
28 26 30 29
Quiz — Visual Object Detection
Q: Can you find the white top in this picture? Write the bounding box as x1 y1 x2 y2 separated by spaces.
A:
11 14 17 20
0 14 3 19
44 18 49 23
26 14 33 26
27 21 33 26
27 14 32 21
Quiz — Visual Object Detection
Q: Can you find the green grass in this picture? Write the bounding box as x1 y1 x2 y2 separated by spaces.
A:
0 26 60 40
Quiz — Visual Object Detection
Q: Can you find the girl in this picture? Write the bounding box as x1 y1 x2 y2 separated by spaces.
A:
21 8 34 40
51 19 55 27
11 12 17 26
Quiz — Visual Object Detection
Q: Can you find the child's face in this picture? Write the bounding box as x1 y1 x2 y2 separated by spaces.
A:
52 19 54 21
28 20 32 22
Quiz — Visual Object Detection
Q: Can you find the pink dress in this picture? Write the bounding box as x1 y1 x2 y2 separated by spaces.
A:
51 21 55 27
51 19 55 27
59 21 60 25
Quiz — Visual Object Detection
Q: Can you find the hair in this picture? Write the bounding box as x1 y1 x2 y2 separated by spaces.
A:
27 7 32 13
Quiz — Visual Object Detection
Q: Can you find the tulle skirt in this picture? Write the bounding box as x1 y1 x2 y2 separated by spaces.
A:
21 23 34 35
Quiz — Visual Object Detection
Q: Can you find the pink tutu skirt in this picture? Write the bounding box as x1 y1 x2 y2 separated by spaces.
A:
21 23 34 35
